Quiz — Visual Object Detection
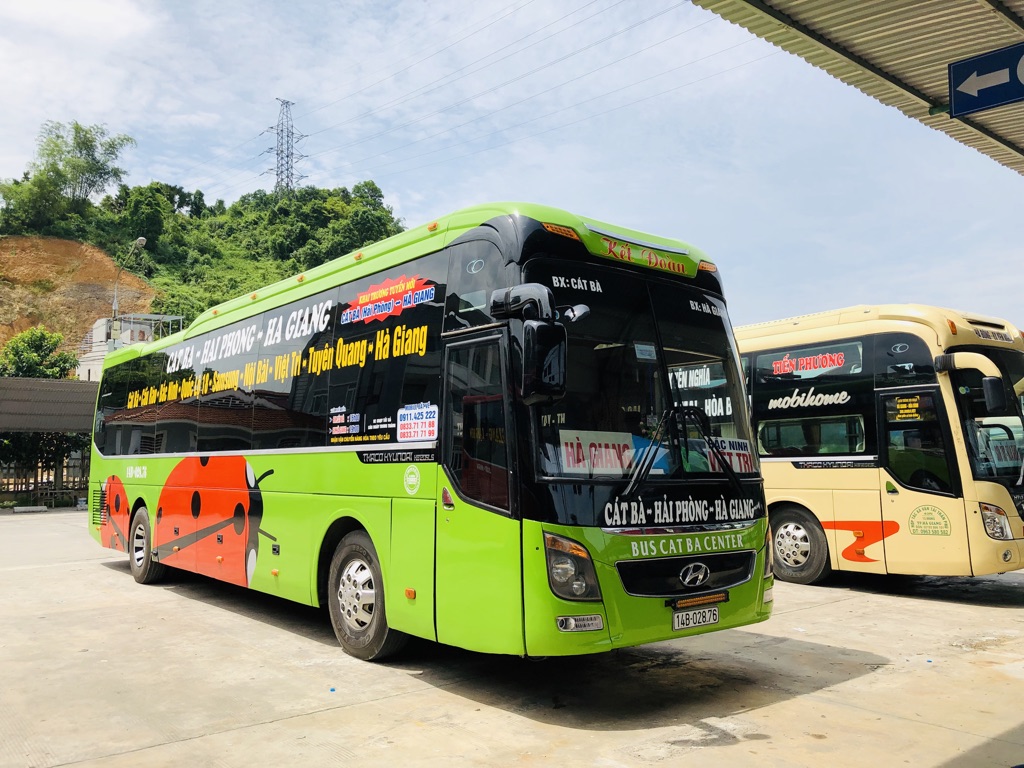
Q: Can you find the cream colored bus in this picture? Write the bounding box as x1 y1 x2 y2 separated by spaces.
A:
736 305 1024 584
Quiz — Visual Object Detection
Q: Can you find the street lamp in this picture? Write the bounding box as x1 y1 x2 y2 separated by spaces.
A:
112 234 146 319
111 236 146 346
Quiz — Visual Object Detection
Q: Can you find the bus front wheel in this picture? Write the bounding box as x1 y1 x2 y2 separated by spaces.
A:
328 531 408 661
771 506 832 585
129 508 166 585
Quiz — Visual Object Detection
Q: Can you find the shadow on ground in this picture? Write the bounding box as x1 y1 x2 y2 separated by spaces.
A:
385 632 887 734
102 558 338 646
939 720 1024 767
103 558 890 737
814 570 1024 609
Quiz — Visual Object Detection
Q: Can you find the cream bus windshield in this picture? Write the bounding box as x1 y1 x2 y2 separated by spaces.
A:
951 347 1024 482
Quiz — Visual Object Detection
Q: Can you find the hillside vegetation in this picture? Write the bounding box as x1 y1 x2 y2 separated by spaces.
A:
0 120 405 355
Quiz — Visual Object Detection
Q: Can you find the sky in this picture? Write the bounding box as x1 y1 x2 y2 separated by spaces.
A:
1 0 1023 327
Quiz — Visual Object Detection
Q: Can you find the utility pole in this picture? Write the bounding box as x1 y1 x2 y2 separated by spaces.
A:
265 98 306 193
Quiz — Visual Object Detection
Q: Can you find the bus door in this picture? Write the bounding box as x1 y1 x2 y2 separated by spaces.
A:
436 334 524 654
877 389 971 575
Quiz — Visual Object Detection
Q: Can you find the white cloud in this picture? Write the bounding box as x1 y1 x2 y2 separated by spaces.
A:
2 0 1022 327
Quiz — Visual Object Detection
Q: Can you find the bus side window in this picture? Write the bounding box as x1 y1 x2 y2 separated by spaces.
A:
444 241 505 332
96 360 134 456
444 340 510 512
882 393 953 494
757 415 865 457
255 299 334 451
874 332 936 387
136 353 166 454
197 316 262 453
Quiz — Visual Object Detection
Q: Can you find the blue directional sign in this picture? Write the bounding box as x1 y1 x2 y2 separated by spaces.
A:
949 42 1024 118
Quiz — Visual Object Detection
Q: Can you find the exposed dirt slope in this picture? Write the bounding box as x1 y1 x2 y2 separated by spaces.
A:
0 236 155 354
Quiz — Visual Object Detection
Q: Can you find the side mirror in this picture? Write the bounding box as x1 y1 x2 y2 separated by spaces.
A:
982 376 1008 414
490 284 556 321
523 320 566 405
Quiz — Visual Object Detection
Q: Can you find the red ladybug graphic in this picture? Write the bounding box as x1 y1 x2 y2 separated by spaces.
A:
152 456 273 587
99 475 130 552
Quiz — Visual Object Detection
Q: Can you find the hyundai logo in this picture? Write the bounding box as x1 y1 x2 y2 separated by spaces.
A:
467 259 485 274
891 343 910 354
679 562 711 588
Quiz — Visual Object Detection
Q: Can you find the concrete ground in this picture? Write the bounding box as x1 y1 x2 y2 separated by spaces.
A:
1 508 1022 768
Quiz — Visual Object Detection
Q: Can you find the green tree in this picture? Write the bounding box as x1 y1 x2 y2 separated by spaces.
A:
0 327 86 498
189 189 207 218
0 167 68 233
0 326 78 378
352 180 385 208
122 183 171 247
0 432 89 480
0 120 135 233
35 120 135 212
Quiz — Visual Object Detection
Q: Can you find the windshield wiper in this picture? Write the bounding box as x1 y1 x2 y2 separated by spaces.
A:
620 405 676 500
679 405 746 496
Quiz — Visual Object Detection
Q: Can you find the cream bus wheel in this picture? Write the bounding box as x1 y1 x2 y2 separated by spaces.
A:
772 506 832 585
327 531 408 661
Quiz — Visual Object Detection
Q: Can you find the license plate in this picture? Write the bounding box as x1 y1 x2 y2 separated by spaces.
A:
672 605 719 631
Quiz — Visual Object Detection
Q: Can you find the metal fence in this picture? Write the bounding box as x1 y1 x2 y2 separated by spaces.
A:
0 455 89 506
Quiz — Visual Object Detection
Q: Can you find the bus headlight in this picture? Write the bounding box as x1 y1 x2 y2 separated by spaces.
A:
544 533 602 601
550 555 577 584
980 503 1013 541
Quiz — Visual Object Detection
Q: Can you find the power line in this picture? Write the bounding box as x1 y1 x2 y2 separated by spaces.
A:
322 25 748 176
306 2 700 163
196 0 612 197
303 0 614 140
299 0 543 123
348 51 780 182
200 3 762 200
207 43 774 202
180 1 540 194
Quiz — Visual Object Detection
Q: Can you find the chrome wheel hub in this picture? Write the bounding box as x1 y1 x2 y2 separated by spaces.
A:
337 558 376 632
132 523 147 569
775 522 811 568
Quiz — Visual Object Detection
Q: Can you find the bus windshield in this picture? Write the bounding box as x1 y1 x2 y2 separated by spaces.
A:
526 259 756 482
950 346 1024 483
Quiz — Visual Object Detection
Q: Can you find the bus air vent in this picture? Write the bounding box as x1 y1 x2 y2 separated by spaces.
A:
90 489 106 526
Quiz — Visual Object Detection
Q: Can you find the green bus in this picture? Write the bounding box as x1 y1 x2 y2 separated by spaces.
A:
89 202 773 660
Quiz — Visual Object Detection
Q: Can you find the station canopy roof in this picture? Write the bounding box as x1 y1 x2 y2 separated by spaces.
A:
694 0 1024 176
0 378 98 433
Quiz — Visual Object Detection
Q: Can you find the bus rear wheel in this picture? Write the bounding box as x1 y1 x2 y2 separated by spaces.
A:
129 508 166 585
328 531 408 661
771 506 832 585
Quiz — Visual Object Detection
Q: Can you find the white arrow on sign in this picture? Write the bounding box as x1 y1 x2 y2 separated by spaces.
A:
957 68 1010 97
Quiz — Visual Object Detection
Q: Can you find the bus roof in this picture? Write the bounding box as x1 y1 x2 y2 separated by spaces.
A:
735 304 1024 349
104 201 710 368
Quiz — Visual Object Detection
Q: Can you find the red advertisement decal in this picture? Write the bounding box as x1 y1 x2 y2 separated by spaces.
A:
772 352 846 375
339 275 435 325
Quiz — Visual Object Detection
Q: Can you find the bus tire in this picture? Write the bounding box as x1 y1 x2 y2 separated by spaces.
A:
328 531 408 661
129 508 166 585
771 506 832 585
